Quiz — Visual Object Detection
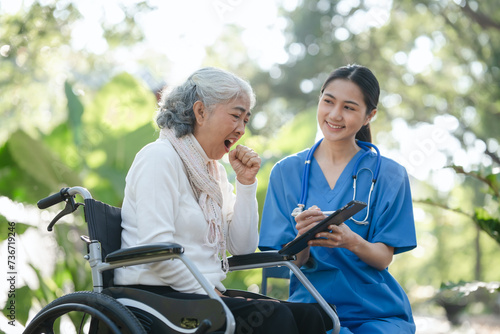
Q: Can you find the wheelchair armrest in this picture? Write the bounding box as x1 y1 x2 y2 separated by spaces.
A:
228 250 296 268
105 243 184 264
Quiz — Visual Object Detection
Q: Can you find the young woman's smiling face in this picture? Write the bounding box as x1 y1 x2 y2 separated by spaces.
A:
317 79 375 144
193 94 251 160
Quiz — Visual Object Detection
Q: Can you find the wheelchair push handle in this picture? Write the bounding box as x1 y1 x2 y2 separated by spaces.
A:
37 187 71 209
37 186 93 231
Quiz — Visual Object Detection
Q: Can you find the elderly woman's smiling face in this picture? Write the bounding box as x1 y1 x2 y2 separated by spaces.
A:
193 94 251 160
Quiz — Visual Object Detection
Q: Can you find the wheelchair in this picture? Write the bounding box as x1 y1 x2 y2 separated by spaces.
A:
23 186 341 334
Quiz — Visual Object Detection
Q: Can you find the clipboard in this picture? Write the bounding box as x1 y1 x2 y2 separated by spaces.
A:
278 200 367 256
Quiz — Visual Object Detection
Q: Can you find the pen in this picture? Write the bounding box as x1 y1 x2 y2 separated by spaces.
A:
291 210 337 217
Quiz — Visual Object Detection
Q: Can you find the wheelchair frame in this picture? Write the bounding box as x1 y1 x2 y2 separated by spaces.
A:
23 186 341 334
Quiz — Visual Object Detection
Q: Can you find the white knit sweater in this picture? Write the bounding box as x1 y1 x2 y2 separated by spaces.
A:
114 138 259 294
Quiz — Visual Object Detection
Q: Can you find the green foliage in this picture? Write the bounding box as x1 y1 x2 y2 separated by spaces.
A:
65 81 85 147
0 130 82 203
78 73 158 204
83 73 156 136
0 70 157 330
474 207 500 243
0 1 154 144
2 286 32 326
265 108 317 156
447 165 500 245
0 72 157 206
440 281 500 299
435 281 500 324
0 221 30 242
0 214 7 227
0 2 78 142
8 130 80 189
413 160 500 318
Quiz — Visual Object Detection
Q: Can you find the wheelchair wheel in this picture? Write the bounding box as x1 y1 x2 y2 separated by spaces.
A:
23 291 147 334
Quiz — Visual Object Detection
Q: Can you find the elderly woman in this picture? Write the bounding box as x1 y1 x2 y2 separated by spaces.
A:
114 67 330 334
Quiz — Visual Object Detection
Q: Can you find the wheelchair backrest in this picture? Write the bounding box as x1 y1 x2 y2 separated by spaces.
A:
83 198 122 288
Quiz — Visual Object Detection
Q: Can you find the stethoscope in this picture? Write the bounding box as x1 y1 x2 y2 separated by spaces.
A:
291 139 381 225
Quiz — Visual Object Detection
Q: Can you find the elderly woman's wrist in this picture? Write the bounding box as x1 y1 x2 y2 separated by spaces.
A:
237 177 256 186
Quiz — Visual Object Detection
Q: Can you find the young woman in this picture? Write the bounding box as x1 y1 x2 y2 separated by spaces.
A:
259 65 417 334
114 67 331 333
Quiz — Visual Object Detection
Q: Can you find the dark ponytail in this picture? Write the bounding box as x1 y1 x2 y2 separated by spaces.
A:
320 65 379 143
356 124 372 143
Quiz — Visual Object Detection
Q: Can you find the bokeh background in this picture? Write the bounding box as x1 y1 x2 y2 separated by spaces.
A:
1 0 500 333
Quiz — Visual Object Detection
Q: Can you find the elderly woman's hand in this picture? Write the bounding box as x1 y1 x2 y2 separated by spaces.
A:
229 145 261 185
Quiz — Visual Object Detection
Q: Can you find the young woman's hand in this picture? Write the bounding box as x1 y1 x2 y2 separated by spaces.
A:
309 222 360 249
292 206 325 267
229 145 261 185
294 206 325 236
309 222 395 271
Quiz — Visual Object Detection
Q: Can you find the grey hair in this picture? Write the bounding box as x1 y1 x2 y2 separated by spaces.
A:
156 67 256 137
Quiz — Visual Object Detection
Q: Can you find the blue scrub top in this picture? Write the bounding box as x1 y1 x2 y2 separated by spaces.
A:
259 147 417 330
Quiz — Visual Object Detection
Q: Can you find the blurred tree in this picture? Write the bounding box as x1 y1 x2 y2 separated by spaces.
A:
0 72 158 328
0 1 153 144
251 0 500 147
0 1 160 329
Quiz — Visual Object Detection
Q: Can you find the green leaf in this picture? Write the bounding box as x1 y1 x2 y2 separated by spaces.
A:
65 81 85 147
80 123 157 205
473 208 500 244
0 214 8 227
0 137 53 203
485 173 500 198
29 264 60 305
7 130 82 202
43 122 83 170
0 220 31 242
2 285 32 326
83 72 157 138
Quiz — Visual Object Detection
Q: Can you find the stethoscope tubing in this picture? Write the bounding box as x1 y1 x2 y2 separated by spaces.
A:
355 141 381 182
292 139 381 223
297 139 323 208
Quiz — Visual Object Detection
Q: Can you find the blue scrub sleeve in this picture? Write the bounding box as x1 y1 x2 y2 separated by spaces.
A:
370 165 417 255
259 163 297 250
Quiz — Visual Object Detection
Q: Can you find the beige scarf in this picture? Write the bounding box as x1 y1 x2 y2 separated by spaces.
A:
160 128 229 272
